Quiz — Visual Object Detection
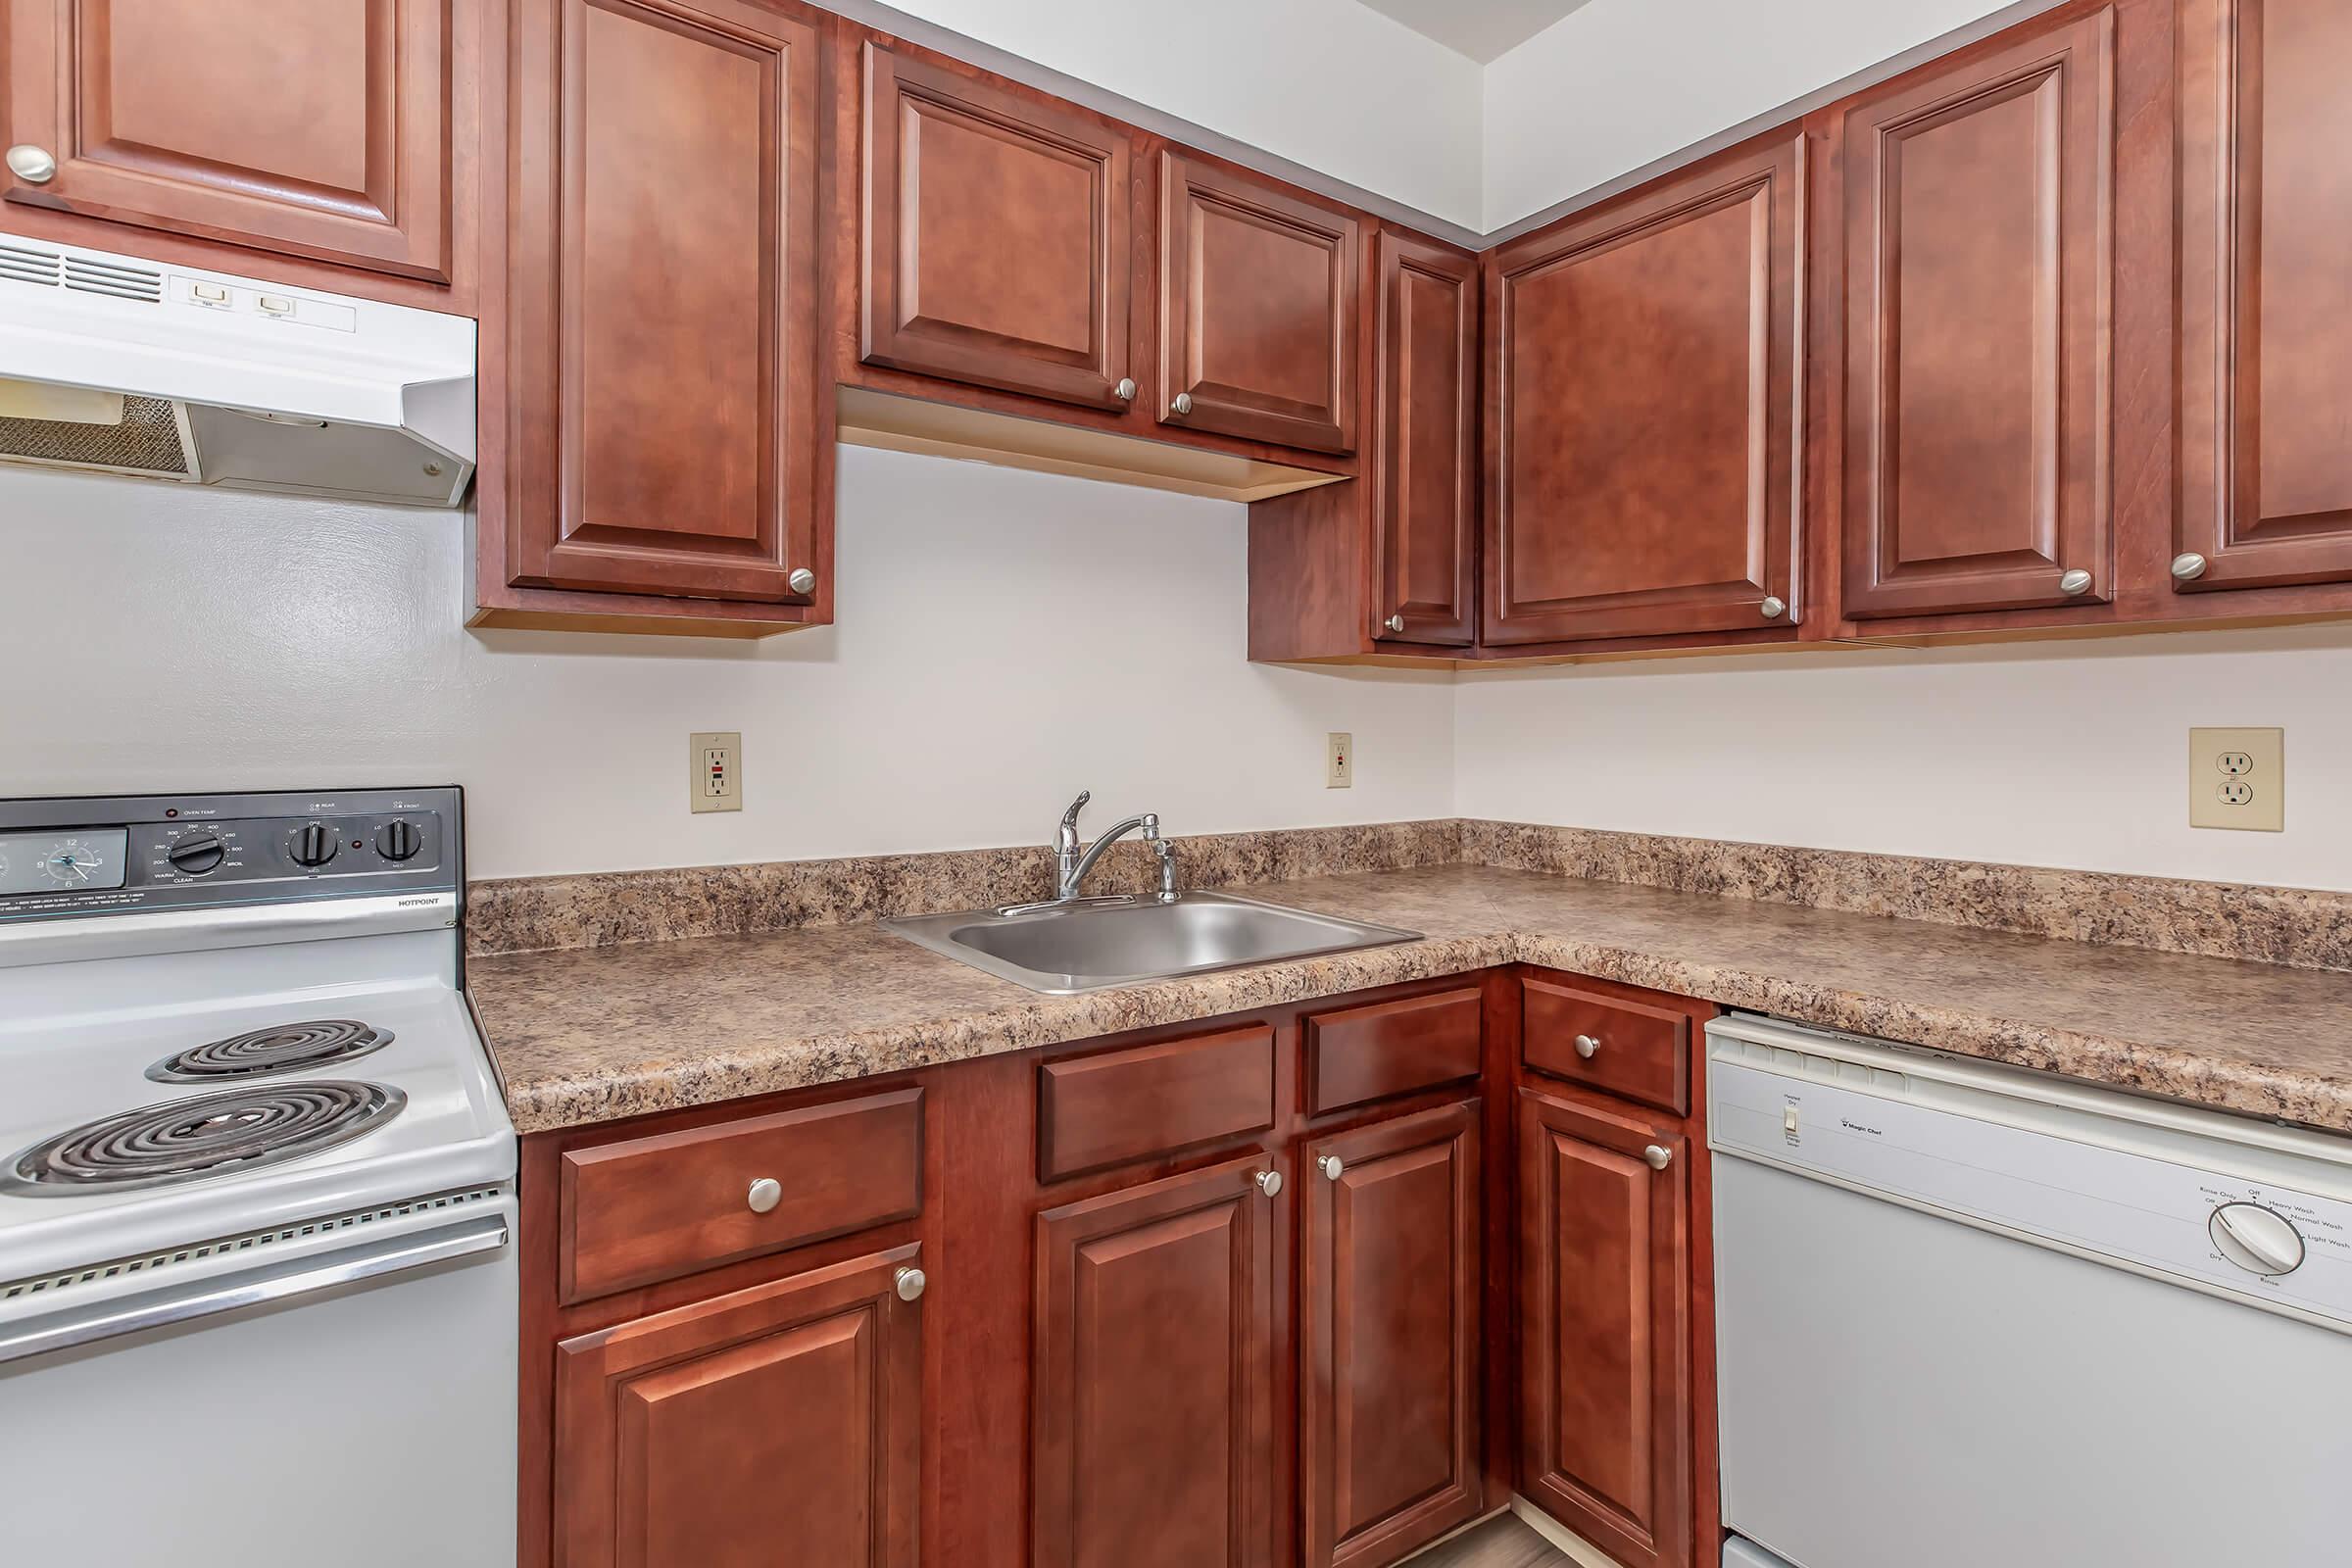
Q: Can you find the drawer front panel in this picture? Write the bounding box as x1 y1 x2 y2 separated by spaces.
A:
1304 985 1483 1115
1521 977 1690 1115
561 1087 925 1303
1038 1023 1277 1180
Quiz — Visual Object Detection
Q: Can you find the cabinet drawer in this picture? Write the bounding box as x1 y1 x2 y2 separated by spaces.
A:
560 1087 925 1304
1304 985 1483 1114
1520 977 1690 1115
1039 1024 1277 1180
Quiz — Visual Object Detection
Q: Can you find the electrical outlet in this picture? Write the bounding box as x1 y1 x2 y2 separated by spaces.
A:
2188 727 2281 831
691 731 742 813
1327 732 1352 789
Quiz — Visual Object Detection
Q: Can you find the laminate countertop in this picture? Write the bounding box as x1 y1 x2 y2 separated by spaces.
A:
467 863 2352 1135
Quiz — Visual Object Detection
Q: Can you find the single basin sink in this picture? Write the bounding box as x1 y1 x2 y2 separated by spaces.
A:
883 891 1421 996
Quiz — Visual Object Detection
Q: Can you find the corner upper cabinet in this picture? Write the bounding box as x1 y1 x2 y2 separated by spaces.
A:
482 0 827 632
1485 133 1804 647
1372 230 1479 646
859 43 1134 411
1838 7 2117 619
1159 149 1360 454
2175 0 2352 595
0 0 458 284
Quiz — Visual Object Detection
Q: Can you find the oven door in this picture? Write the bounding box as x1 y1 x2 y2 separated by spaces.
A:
0 1193 516 1566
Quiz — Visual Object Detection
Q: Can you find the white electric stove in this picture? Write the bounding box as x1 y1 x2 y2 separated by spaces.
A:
0 787 516 1566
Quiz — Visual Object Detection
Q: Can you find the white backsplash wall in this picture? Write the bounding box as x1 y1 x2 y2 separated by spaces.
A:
1453 633 2352 892
0 447 1454 879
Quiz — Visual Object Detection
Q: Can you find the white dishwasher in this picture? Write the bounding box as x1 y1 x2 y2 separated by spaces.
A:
1706 1013 2352 1568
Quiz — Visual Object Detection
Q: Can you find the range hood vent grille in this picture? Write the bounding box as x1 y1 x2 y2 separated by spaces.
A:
0 393 193 477
0 239 62 289
0 239 161 302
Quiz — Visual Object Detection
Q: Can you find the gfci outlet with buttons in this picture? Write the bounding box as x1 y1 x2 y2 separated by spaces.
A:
2188 727 2282 831
1327 733 1352 789
690 732 742 813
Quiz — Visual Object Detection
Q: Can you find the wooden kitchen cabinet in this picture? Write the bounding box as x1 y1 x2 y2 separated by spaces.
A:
1371 230 1479 647
476 0 829 634
0 0 462 287
1517 1088 1692 1568
1300 1102 1484 1568
2175 0 2352 596
1033 1152 1278 1568
859 42 1135 411
1837 6 2118 619
1483 133 1803 648
552 1244 923 1568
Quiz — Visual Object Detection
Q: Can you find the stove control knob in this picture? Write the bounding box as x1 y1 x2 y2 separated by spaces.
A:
288 823 340 868
376 819 423 862
166 832 226 876
2209 1201 2305 1277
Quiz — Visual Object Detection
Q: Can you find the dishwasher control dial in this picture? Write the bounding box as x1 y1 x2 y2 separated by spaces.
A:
2209 1201 2306 1277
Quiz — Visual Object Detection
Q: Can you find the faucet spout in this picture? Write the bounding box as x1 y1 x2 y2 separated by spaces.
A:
1060 811 1156 901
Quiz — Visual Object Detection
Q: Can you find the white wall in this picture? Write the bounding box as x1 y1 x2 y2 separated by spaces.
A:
0 449 1455 879
1453 633 2352 892
1481 0 2034 229
875 0 1486 230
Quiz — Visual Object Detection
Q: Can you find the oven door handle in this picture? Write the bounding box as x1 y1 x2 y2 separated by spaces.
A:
0 1210 509 1367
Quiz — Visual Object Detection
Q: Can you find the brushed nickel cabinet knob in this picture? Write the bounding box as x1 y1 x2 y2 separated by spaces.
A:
1384 613 1407 634
1112 377 1136 402
1253 1168 1282 1198
2058 568 2094 596
1759 596 1788 619
1574 1034 1601 1059
1317 1154 1345 1182
747 1177 782 1213
1171 392 1195 416
894 1266 927 1302
6 145 57 184
2172 552 2209 582
1642 1145 1673 1171
787 566 816 595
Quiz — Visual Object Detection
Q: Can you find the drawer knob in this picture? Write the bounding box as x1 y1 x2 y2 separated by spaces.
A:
894 1266 927 1303
1317 1154 1345 1182
1113 376 1137 402
1574 1034 1601 1059
746 1177 783 1213
5 144 57 184
1385 613 1407 634
2058 567 2094 596
787 566 816 596
2172 552 2209 582
1171 392 1195 416
1642 1145 1673 1171
1253 1168 1282 1199
1759 595 1788 620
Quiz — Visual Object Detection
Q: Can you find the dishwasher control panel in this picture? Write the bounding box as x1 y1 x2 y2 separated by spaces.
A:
1708 1023 2352 1334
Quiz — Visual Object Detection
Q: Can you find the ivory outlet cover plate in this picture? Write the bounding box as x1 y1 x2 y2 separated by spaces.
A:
691 731 742 813
1327 732 1352 788
2188 726 2281 831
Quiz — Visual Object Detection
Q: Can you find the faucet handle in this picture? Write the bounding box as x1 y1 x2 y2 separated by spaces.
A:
1060 791 1092 831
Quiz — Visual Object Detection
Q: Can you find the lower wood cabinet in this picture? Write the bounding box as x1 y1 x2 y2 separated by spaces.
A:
1300 1102 1484 1568
552 1244 923 1568
1033 1154 1278 1568
1517 1089 1692 1568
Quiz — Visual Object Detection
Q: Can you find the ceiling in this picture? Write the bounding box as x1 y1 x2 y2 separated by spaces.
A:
1351 0 1596 63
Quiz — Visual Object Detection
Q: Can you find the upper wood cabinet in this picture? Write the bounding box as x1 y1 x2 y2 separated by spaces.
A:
1033 1154 1276 1568
1159 149 1360 455
1371 230 1479 646
0 0 456 283
1485 134 1804 646
1300 1102 1484 1568
859 43 1134 411
2176 0 2352 595
553 1246 922 1568
1838 7 2117 619
1517 1088 1691 1568
497 0 824 610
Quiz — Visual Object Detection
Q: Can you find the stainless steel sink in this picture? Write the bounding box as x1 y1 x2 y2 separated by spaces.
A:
883 891 1421 996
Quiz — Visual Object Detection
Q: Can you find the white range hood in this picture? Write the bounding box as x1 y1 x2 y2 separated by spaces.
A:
0 230 474 507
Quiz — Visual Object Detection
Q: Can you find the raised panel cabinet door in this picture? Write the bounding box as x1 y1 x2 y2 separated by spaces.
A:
1517 1089 1690 1568
1033 1154 1277 1568
1159 148 1359 454
0 0 454 280
1840 7 2117 618
860 43 1133 410
1372 231 1478 646
553 1245 923 1568
504 0 821 603
1300 1102 1483 1568
2177 0 2352 593
1484 134 1803 644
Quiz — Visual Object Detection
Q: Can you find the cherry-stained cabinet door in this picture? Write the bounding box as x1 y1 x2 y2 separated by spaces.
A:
1484 134 1803 645
1839 7 2117 618
1517 1089 1690 1568
553 1246 923 1568
860 42 1134 411
1300 1102 1484 1568
1371 230 1479 647
0 0 454 281
502 0 822 604
1033 1154 1277 1568
1158 149 1360 455
2176 0 2352 594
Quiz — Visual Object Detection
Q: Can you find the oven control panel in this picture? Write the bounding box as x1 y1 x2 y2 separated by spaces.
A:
0 788 461 920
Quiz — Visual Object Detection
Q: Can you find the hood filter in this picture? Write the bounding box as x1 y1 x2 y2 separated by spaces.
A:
0 392 193 479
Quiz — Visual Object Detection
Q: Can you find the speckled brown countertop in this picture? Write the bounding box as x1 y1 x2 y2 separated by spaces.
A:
468 863 2352 1136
